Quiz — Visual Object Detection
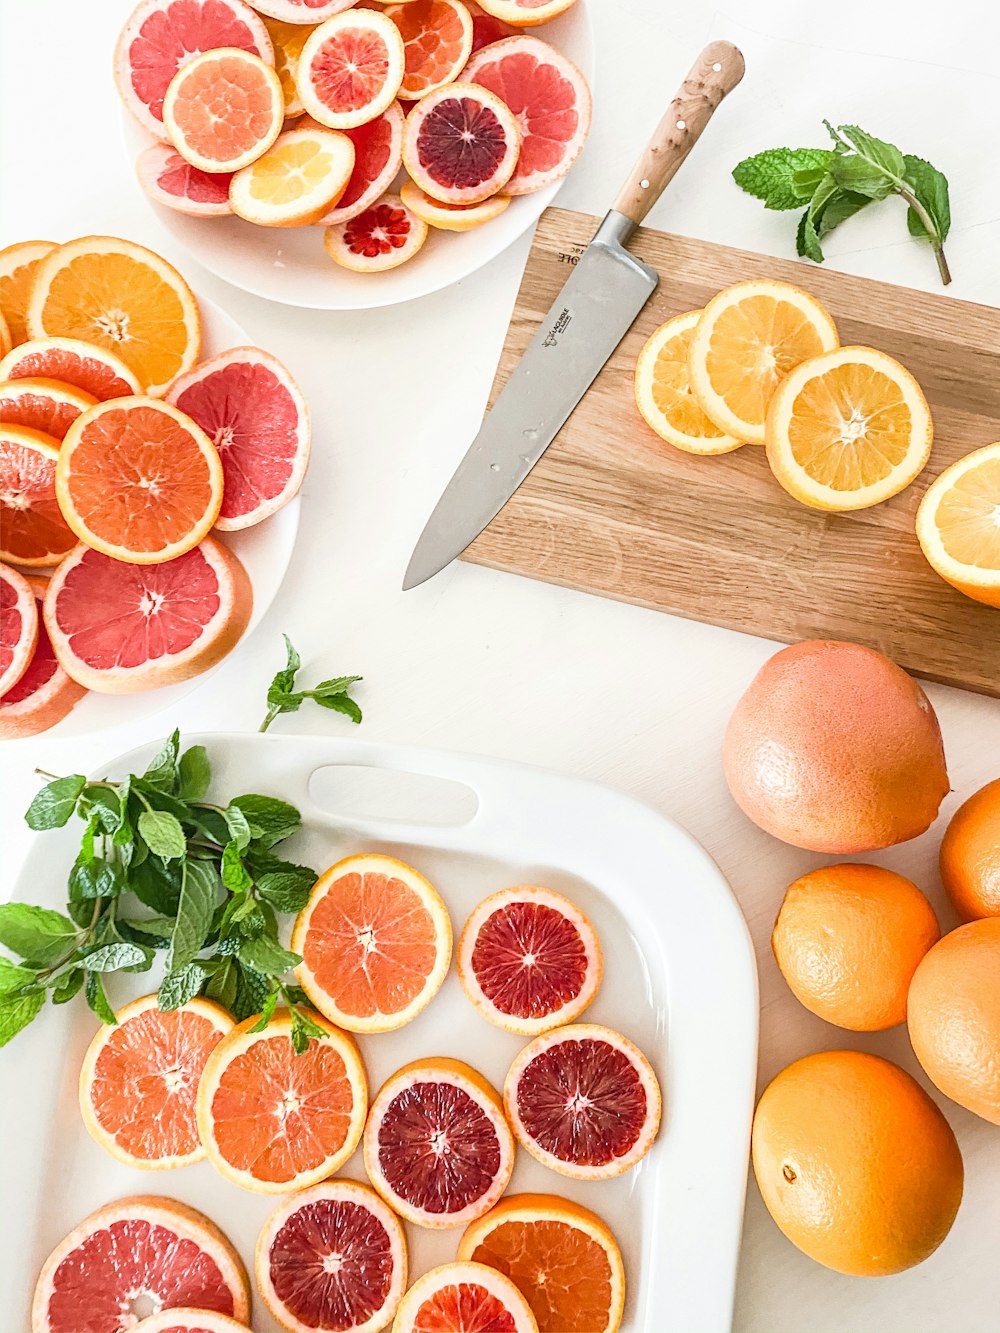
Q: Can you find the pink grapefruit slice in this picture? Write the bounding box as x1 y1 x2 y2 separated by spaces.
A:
464 35 591 195
132 1313 252 1333
137 144 235 217
0 377 97 440
399 178 510 229
473 0 579 26
163 48 285 172
0 424 76 568
44 536 253 693
402 82 520 204
167 346 310 530
324 193 429 272
314 101 405 225
385 0 474 100
0 338 140 401
31 1195 251 1333
114 0 274 138
0 573 86 739
298 10 406 129
466 1 514 54
0 563 37 697
252 0 356 20
392 1263 539 1333
255 1180 408 1333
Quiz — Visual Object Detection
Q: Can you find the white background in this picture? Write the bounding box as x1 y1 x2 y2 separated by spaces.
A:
2 1 1000 1330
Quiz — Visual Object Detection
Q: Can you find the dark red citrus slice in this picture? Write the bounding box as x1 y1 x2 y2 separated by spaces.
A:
0 573 86 738
255 1180 408 1333
402 81 520 204
466 1 515 55
166 347 310 530
324 193 430 273
314 101 405 225
0 337 141 401
137 144 234 217
0 378 97 440
0 562 37 696
298 10 406 130
31 1196 251 1333
393 1263 537 1333
0 424 76 567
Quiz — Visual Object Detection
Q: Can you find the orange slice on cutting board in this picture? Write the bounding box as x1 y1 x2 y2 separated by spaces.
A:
916 441 1000 608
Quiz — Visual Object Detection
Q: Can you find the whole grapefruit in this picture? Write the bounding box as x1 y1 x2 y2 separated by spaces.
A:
907 918 1000 1126
723 640 949 853
752 1050 963 1276
939 777 1000 920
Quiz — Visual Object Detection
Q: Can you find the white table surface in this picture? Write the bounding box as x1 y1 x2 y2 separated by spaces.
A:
2 2 999 1330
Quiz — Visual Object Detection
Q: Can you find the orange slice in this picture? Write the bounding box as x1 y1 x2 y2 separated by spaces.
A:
293 853 452 1033
634 310 745 455
27 236 201 397
0 240 57 347
0 424 76 567
163 48 285 173
385 0 474 101
765 346 933 511
0 377 97 440
457 1194 626 1333
916 441 1000 608
391 1263 539 1333
0 311 10 358
196 1010 368 1194
0 336 141 401
297 10 406 129
688 279 839 444
79 994 233 1169
230 126 356 226
263 16 315 117
399 179 511 231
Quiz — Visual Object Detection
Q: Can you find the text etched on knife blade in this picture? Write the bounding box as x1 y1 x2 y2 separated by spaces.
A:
543 308 572 348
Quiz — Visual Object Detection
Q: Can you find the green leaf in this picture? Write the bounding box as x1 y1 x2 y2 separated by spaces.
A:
168 860 218 972
80 941 148 972
233 963 273 1021
137 809 187 861
224 804 252 851
828 152 895 200
52 968 84 1005
231 795 301 849
86 787 123 834
796 209 824 262
177 745 211 801
0 904 78 968
290 1004 328 1054
221 841 253 893
248 989 279 1032
204 957 238 1011
133 782 191 821
0 956 38 994
238 934 301 977
116 916 175 950
732 146 836 210
255 864 315 914
143 730 180 792
128 857 182 915
158 962 207 1010
25 775 86 830
112 776 133 845
903 154 951 242
85 971 116 1025
0 989 45 1047
267 634 302 707
828 122 905 181
69 858 125 901
191 807 230 847
816 189 874 237
311 693 362 724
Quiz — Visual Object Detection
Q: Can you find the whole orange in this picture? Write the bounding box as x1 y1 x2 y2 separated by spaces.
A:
723 640 949 853
772 864 940 1030
752 1050 963 1276
939 777 1000 920
907 918 1000 1125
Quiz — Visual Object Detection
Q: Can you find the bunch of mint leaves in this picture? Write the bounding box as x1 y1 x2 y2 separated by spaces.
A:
733 122 951 284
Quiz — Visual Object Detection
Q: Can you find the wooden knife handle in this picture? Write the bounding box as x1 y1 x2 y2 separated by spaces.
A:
613 41 745 227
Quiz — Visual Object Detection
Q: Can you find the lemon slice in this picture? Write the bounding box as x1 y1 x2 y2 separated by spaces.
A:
634 310 744 455
916 442 1000 607
229 127 356 227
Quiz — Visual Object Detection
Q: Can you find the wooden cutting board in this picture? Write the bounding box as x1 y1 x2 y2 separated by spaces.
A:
463 208 1000 698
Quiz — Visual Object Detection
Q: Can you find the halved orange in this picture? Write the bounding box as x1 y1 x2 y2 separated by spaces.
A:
293 853 452 1033
229 126 356 227
197 1010 368 1194
634 310 744 455
56 397 223 564
458 1194 626 1333
79 994 233 1169
916 441 1000 607
163 48 285 173
27 236 201 397
0 240 57 347
0 424 76 567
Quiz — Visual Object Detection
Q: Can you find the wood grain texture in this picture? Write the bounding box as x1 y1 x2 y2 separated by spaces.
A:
463 208 1000 697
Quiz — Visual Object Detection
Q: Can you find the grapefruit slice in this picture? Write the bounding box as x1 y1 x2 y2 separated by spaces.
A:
315 101 406 226
114 0 274 138
391 1263 538 1333
297 10 406 129
473 0 578 25
57 397 224 564
292 853 452 1032
163 48 285 172
79 995 234 1170
504 1024 662 1180
44 536 253 693
399 179 511 229
263 16 315 116
0 425 76 567
0 337 141 402
385 0 474 100
31 1196 251 1333
167 347 310 530
137 144 235 217
0 573 86 739
457 1195 626 1333
196 1010 368 1194
256 1180 408 1333
364 1057 515 1228
253 0 356 19
324 194 429 272
464 36 590 195
634 311 744 456
229 126 356 226
0 240 58 348
0 378 97 441
132 1313 252 1333
467 2 515 55
457 886 602 1036
402 82 520 204
0 563 37 697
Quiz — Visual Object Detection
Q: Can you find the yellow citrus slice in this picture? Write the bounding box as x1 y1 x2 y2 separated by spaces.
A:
0 239 57 347
162 48 285 173
765 345 933 511
916 441 1000 608
399 179 511 231
229 126 356 226
263 17 314 117
688 279 839 444
26 236 201 397
634 310 745 455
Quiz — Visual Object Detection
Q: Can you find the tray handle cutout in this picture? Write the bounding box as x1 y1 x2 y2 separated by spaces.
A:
307 763 480 831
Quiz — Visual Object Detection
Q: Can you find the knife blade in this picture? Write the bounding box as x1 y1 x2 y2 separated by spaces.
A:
403 40 745 591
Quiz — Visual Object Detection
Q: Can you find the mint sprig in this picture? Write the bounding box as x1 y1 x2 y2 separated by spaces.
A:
260 635 362 732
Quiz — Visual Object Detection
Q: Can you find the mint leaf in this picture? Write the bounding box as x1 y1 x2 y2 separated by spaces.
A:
238 934 301 977
178 745 211 801
796 210 824 262
137 810 186 861
311 692 362 724
81 942 148 972
85 971 116 1025
0 990 45 1047
233 963 273 1021
25 775 86 830
903 154 950 241
732 147 835 210
290 1004 328 1054
249 989 279 1032
128 857 182 915
268 634 301 704
70 858 125 901
224 804 252 852
158 962 207 1010
0 904 78 967
143 730 180 792
221 841 253 893
828 123 905 180
817 189 873 236
52 969 84 1005
828 153 895 200
86 787 123 834
204 957 239 1010
168 860 218 972
255 863 315 914
0 956 38 994
231 795 301 849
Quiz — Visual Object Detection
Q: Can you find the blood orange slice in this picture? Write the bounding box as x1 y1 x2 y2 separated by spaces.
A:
0 377 97 440
473 0 578 26
457 886 602 1035
0 425 76 567
400 178 510 229
324 194 429 272
403 82 520 204
0 573 86 739
167 347 310 530
229 126 356 226
31 1196 251 1333
466 2 514 55
457 1194 626 1333
0 241 58 348
298 10 406 129
0 338 141 401
256 1180 408 1333
44 536 253 693
315 101 406 225
385 0 474 100
163 48 285 172
292 853 452 1032
504 1024 662 1180
364 1057 515 1228
391 1262 538 1333
0 563 37 696
196 1010 368 1194
253 0 356 20
132 1313 252 1333
464 36 590 195
137 144 235 217
115 0 274 138
79 994 234 1170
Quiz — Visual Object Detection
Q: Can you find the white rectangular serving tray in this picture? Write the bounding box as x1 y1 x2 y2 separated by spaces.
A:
2 735 758 1332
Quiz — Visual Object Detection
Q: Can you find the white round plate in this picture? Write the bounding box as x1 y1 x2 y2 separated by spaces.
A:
35 294 300 739
120 4 594 310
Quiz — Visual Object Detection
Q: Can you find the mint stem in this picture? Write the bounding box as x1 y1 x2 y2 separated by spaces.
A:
259 707 279 734
895 182 951 285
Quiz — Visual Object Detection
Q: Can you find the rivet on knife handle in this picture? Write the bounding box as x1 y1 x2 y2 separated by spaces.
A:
613 41 745 227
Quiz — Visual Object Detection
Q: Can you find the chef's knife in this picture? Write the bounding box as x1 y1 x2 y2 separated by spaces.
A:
403 40 745 591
